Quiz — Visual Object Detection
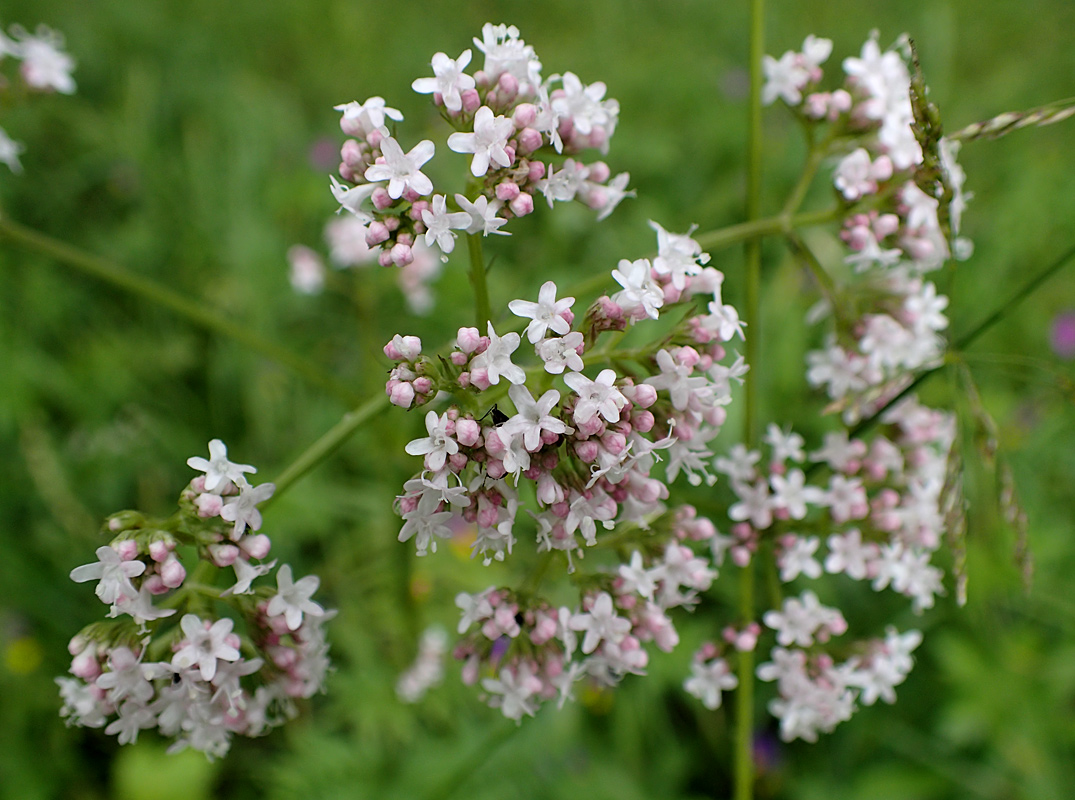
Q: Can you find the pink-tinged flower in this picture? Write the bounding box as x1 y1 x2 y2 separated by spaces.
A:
481 663 543 722
333 96 403 134
502 384 571 451
569 592 631 654
454 193 509 236
267 564 325 631
507 280 575 343
172 614 241 682
1052 311 1075 359
220 482 275 539
288 245 325 295
447 106 515 177
329 176 376 223
186 439 256 493
470 323 525 386
421 194 471 254
70 546 145 606
405 410 459 471
11 25 76 94
684 656 738 709
611 258 663 320
536 332 585 374
551 71 616 136
564 368 627 425
411 49 476 112
364 136 435 199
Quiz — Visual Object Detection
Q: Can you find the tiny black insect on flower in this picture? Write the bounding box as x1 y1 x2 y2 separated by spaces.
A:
477 404 509 427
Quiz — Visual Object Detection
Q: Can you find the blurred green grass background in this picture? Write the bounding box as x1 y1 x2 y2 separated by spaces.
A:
1 1 1073 798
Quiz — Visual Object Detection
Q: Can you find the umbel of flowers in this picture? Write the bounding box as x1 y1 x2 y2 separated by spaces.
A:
57 441 332 758
386 217 747 718
327 23 631 272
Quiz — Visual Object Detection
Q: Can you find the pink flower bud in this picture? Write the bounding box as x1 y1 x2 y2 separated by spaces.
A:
388 380 415 408
460 88 481 114
516 127 543 154
528 161 546 182
456 326 483 353
365 221 390 246
160 555 186 589
574 440 599 462
632 409 655 432
71 646 102 680
243 534 272 560
509 192 533 217
209 543 240 567
113 540 138 561
498 72 519 99
495 181 520 202
587 161 611 184
366 128 384 148
456 418 481 447
340 138 364 167
390 243 414 267
412 376 433 395
143 574 168 595
148 539 171 563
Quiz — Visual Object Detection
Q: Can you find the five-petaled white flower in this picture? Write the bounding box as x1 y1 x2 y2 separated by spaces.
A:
187 439 256 493
569 592 631 654
611 258 664 320
411 49 476 113
70 545 145 606
172 614 241 682
564 369 627 425
470 323 525 385
267 564 325 631
421 194 471 254
220 482 276 539
447 106 515 177
364 136 435 199
536 332 585 374
454 193 510 236
334 96 403 132
405 410 459 471
508 280 575 343
502 384 571 451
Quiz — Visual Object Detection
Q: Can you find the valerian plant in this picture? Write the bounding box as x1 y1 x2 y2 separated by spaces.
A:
1 8 1071 800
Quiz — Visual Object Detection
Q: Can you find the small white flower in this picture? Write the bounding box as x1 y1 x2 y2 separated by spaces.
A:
334 96 403 132
447 106 514 177
421 194 472 254
267 564 325 631
684 657 738 710
454 193 509 236
70 546 145 606
172 614 241 682
470 323 525 386
507 280 575 343
536 332 585 374
411 49 476 112
611 258 663 320
186 439 256 493
364 136 435 199
220 482 275 539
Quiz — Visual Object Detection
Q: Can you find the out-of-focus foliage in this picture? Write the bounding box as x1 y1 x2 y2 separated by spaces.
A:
1 1 1073 798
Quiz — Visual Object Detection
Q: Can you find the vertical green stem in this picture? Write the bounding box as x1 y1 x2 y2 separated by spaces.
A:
736 0 765 797
467 232 491 330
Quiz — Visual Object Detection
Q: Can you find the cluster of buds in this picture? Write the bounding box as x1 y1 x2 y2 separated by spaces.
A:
328 23 631 270
57 441 332 757
764 33 970 423
0 22 77 173
388 222 745 566
454 504 724 721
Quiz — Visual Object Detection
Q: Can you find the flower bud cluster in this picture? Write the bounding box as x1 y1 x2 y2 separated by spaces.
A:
454 505 723 721
762 34 969 422
328 23 631 269
0 22 77 173
389 224 744 566
57 440 332 757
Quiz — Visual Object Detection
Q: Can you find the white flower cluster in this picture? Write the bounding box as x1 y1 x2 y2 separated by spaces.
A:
58 441 333 757
0 22 77 173
327 23 630 271
387 223 744 565
455 511 722 721
764 33 970 423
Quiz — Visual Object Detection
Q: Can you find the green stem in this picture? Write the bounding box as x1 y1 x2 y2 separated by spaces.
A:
467 232 492 330
735 0 764 797
693 206 839 253
0 216 361 406
785 232 843 325
268 393 389 501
